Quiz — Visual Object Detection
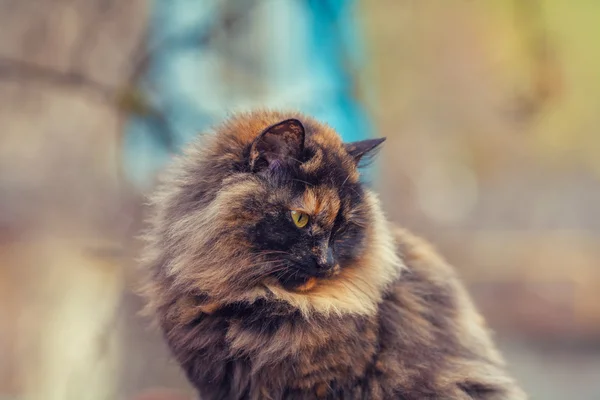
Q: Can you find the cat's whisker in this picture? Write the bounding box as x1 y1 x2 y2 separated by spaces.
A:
291 178 314 187
257 250 290 255
288 156 304 165
340 174 351 189
337 280 372 300
265 266 290 275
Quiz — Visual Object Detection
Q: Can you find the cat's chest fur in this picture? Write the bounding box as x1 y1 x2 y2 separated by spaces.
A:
164 266 483 400
176 298 380 399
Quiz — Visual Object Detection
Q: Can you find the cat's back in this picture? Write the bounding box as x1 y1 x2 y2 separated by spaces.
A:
370 227 525 399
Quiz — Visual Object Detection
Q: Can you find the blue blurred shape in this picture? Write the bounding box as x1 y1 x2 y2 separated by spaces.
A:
123 0 374 189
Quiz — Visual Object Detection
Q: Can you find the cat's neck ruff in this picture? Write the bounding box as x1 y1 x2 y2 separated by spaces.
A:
259 192 404 317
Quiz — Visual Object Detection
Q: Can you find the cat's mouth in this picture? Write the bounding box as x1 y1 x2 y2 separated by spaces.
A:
279 273 315 292
275 261 339 292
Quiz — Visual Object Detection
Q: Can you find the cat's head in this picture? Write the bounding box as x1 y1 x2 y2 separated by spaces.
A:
142 111 401 317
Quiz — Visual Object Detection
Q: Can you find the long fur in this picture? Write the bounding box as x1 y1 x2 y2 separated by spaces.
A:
138 110 526 399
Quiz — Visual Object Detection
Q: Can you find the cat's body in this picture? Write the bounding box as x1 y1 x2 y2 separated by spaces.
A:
140 111 526 400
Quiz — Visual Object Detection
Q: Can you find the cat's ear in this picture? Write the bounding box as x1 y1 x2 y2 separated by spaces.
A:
344 137 386 166
249 119 305 172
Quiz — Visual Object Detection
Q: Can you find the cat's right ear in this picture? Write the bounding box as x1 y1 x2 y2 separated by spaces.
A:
249 119 306 172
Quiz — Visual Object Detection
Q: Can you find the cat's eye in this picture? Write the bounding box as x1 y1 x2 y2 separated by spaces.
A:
291 210 310 228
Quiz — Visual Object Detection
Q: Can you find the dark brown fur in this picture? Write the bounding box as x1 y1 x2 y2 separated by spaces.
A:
139 110 526 399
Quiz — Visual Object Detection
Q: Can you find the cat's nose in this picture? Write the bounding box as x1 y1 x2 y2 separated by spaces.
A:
317 247 335 270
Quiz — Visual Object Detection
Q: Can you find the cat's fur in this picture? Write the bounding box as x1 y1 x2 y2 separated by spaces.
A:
139 111 526 399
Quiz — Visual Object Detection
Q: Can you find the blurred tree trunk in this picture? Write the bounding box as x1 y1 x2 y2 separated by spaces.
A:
0 1 148 399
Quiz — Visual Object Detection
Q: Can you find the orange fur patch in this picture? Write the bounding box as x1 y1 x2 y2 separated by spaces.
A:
198 302 221 315
295 277 318 292
302 188 322 215
301 147 324 174
315 383 328 398
296 187 340 229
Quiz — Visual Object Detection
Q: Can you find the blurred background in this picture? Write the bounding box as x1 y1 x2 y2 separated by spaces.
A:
1 0 599 399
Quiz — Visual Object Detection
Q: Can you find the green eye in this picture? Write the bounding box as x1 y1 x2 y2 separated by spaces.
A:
291 210 310 228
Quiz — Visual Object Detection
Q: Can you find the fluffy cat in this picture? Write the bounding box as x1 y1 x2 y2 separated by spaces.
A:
139 111 526 400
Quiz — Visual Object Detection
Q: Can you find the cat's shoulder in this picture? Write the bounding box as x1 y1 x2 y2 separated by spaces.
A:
391 226 458 284
385 226 492 351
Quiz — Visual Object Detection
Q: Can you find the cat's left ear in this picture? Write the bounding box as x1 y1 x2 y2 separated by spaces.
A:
344 137 386 166
249 119 305 172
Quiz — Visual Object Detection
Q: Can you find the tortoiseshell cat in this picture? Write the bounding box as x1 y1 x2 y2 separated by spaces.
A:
140 111 526 400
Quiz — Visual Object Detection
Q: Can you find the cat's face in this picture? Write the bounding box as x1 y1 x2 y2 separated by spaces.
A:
247 120 369 289
240 118 384 291
148 113 387 303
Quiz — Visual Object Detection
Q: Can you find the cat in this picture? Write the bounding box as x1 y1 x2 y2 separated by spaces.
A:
139 110 527 400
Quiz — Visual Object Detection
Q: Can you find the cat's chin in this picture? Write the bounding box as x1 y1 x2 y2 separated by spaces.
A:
278 267 340 292
279 273 316 292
